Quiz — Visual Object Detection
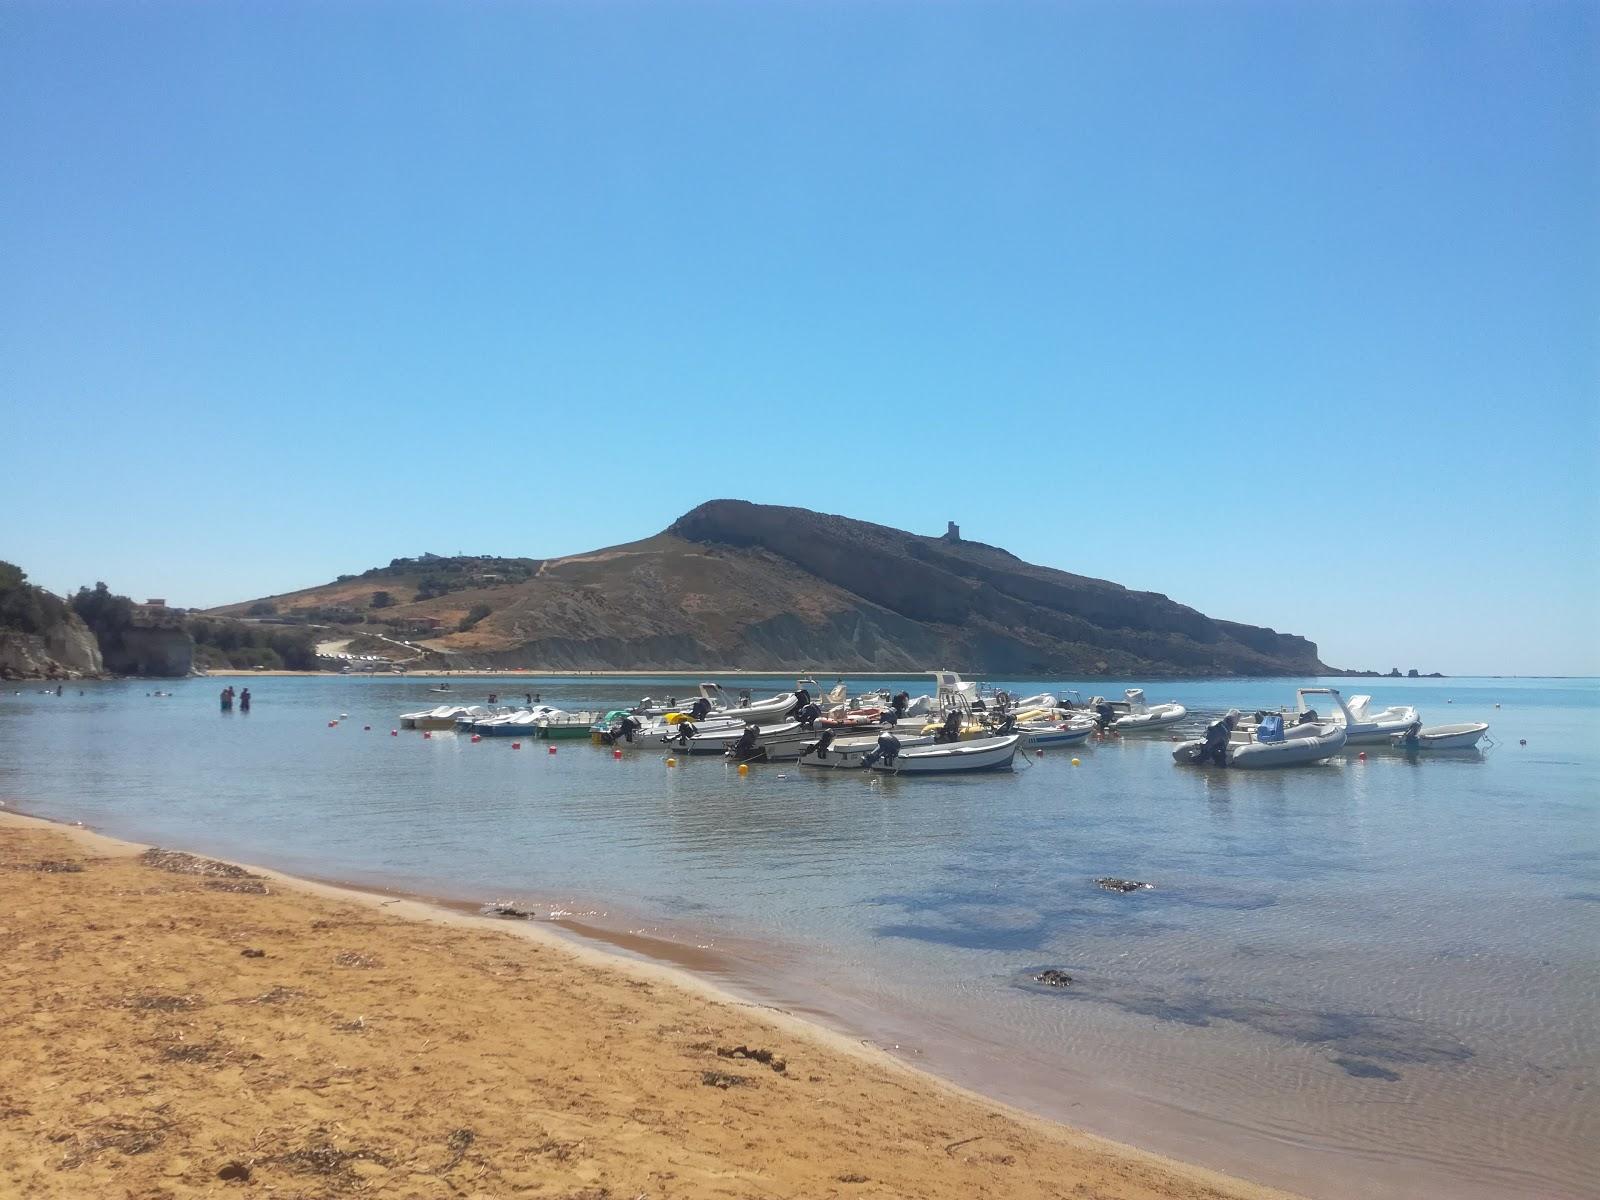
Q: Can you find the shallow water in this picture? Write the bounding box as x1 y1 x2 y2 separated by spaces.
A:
2 674 1596 1199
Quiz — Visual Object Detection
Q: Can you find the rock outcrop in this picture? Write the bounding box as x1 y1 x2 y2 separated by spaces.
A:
217 501 1329 676
0 562 105 679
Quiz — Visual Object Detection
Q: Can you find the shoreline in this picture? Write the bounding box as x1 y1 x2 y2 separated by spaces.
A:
0 806 1296 1200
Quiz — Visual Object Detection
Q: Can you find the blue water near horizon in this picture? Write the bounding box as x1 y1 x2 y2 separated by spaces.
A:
2 673 1596 1200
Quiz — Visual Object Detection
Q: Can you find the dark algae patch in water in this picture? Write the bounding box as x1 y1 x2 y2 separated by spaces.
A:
1013 970 1474 1081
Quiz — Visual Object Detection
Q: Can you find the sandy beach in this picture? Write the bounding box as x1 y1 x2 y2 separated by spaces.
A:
0 809 1297 1200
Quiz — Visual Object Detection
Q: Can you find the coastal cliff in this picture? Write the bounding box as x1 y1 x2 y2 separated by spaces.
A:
0 562 104 679
216 502 1328 676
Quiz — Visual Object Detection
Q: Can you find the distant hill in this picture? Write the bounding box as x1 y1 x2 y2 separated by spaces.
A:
213 501 1328 676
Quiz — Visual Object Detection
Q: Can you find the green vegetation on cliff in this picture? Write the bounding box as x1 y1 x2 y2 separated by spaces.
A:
1 561 72 636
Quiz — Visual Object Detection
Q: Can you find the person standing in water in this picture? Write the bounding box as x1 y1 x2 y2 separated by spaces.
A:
220 686 234 711
239 688 252 713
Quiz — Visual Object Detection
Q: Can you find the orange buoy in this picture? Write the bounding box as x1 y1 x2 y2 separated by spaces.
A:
666 757 677 767
737 762 749 775
1071 757 1080 766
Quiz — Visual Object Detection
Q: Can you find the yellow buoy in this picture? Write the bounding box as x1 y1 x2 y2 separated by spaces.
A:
1071 757 1081 766
737 763 749 775
666 757 677 768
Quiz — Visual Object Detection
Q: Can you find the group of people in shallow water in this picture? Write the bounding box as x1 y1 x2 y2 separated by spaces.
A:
219 685 251 713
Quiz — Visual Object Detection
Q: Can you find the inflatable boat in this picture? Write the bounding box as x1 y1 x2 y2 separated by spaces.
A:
1111 689 1188 732
1174 720 1347 768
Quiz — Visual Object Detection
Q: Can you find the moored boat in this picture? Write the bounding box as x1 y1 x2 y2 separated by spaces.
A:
797 729 935 768
1334 693 1422 744
868 733 1023 775
1111 689 1188 733
1393 722 1489 751
1019 720 1094 748
1174 720 1347 768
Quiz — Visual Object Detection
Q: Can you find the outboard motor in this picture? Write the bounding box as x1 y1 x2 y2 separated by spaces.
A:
991 713 1016 736
936 710 963 744
689 697 712 721
1297 708 1320 726
728 723 762 763
805 727 837 760
795 701 822 729
860 730 901 769
891 691 910 719
1094 699 1117 731
667 719 697 748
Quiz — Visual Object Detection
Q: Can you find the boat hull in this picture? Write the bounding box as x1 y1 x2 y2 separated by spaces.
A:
869 734 1022 774
798 734 935 769
1019 724 1093 747
1396 723 1489 750
1174 724 1347 768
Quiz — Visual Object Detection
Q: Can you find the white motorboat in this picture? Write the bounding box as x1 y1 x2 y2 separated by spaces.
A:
868 733 1023 774
1111 689 1188 733
1174 720 1347 768
1393 722 1489 751
1019 720 1094 748
797 730 935 768
401 704 480 730
694 683 800 725
673 720 810 758
722 721 826 762
1008 692 1059 712
1333 693 1422 743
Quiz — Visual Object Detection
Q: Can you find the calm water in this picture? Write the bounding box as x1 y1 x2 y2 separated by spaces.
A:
2 674 1596 1199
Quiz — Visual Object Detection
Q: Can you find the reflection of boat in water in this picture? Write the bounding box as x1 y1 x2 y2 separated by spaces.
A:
1393 722 1490 751
1111 689 1187 733
1174 719 1347 768
868 733 1022 775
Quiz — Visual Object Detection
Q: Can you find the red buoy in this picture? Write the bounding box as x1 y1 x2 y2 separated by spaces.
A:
547 745 557 755
613 748 623 759
511 742 521 749
470 734 482 743
423 731 432 739
390 730 398 736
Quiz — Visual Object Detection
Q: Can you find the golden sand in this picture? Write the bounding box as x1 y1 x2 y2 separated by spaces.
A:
0 812 1296 1200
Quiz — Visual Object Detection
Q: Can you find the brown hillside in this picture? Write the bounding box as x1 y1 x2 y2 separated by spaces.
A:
213 503 1326 675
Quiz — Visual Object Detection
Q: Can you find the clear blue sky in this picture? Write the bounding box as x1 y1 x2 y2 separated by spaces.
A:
3 1 1594 675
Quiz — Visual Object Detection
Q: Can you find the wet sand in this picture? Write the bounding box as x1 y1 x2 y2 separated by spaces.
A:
0 810 1296 1200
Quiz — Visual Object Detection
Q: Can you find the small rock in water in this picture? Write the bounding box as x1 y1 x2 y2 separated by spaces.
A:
1034 968 1073 987
1096 877 1153 893
481 902 534 920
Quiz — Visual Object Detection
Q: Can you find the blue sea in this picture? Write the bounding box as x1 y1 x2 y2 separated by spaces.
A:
2 674 1595 1199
